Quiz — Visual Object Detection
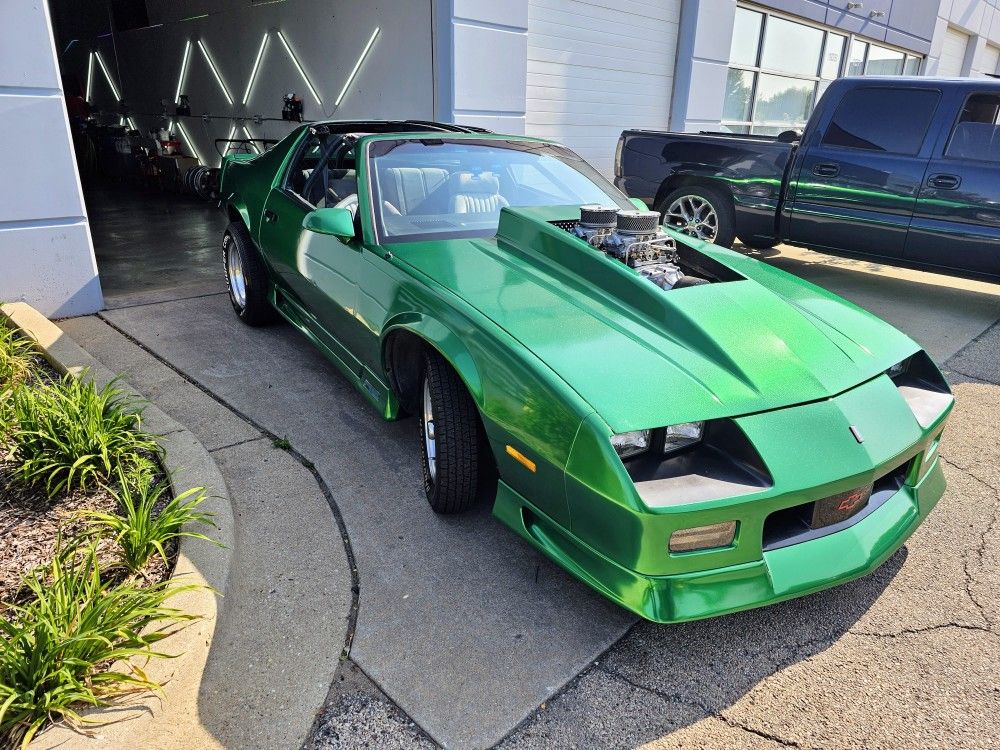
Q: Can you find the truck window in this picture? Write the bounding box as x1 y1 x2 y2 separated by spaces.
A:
821 88 941 155
945 93 1000 162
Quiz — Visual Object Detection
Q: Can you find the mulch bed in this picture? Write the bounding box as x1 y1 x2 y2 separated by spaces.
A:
0 353 174 611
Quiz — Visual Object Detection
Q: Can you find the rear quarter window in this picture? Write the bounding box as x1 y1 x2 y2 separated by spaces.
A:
821 87 941 155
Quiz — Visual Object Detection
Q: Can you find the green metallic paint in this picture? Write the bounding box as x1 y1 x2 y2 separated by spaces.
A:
218 127 953 623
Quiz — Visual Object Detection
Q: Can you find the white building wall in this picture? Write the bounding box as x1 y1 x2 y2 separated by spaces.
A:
433 0 530 134
0 0 102 317
524 0 681 176
926 0 1000 76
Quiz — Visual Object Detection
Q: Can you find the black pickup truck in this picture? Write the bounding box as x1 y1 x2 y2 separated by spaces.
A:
616 77 1000 279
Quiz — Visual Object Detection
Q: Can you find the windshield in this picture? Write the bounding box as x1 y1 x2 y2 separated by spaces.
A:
367 138 633 242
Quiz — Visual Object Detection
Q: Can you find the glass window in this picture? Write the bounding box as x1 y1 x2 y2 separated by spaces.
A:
821 33 846 79
822 88 941 154
723 68 755 122
847 39 867 76
368 139 633 242
866 45 905 75
760 16 824 76
946 93 1000 161
720 6 923 134
753 74 814 128
731 7 764 67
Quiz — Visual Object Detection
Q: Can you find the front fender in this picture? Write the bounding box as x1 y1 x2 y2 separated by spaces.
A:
381 311 591 527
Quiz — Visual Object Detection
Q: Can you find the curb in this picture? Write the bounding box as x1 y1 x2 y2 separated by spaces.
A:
1 302 235 750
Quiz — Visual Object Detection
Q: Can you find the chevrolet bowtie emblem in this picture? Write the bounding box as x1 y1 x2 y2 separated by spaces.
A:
850 425 864 444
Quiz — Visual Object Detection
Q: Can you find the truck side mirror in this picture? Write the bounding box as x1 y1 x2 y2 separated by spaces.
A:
303 207 355 239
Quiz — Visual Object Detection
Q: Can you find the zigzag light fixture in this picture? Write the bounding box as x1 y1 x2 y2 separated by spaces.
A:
335 27 380 107
85 52 94 101
93 50 121 101
175 119 203 164
242 124 261 154
275 30 322 108
175 40 192 104
243 33 269 105
197 40 234 106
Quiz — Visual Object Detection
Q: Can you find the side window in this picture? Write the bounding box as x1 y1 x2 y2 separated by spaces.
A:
285 134 325 200
821 88 941 155
945 93 1000 162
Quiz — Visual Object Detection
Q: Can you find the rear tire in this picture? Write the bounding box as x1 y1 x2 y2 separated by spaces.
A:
657 186 736 248
419 352 492 514
223 221 278 326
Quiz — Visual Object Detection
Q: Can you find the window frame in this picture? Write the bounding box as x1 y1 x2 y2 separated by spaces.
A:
721 3 924 135
943 91 1000 163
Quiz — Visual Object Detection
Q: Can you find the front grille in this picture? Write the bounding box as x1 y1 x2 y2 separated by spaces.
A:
762 460 911 552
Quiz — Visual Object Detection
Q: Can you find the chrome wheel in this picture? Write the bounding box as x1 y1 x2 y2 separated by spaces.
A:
665 195 719 242
226 241 247 309
422 378 437 483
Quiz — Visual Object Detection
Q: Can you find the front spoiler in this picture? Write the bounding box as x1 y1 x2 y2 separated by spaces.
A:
494 455 945 623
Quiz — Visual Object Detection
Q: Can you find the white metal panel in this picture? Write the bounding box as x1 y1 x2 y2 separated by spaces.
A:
977 44 1000 78
939 27 970 77
526 0 680 176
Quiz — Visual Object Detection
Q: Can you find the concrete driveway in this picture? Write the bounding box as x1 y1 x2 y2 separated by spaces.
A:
64 240 1000 749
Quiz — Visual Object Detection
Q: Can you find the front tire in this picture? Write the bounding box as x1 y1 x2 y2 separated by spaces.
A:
419 352 490 514
657 186 736 248
223 221 277 326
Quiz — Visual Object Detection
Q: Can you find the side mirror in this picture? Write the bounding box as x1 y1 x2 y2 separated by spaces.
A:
303 207 355 239
629 197 648 211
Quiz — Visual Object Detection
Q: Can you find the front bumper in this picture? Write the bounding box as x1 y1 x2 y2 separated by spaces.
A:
494 454 945 623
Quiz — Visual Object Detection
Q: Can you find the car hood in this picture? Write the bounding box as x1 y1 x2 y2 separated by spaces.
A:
386 206 919 432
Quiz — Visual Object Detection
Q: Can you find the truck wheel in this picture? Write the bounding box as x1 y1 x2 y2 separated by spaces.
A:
657 186 736 248
739 235 780 250
419 352 491 514
223 221 278 326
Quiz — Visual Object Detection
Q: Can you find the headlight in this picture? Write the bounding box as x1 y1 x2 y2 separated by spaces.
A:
611 421 705 461
611 429 651 459
664 422 704 455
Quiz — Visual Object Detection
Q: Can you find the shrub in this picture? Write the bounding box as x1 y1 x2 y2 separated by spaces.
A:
0 541 194 748
8 376 158 496
80 468 218 573
0 324 36 390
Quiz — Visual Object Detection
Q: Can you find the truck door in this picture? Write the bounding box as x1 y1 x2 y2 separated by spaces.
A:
786 85 941 259
905 90 1000 277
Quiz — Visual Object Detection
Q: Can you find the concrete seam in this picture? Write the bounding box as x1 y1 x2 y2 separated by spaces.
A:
944 315 1000 373
100 291 229 313
94 312 363 659
490 622 639 747
208 435 269 453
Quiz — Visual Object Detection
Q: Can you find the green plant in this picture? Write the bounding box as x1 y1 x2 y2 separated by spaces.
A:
8 375 158 496
0 324 36 390
80 468 217 573
0 541 194 748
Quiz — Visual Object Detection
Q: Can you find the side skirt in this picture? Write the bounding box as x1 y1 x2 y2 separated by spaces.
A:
270 288 401 420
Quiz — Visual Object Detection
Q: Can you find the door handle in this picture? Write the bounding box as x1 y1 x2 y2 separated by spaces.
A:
263 209 278 223
812 162 840 177
928 174 961 190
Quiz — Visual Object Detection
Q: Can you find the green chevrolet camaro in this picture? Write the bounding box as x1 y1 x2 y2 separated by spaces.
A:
218 120 953 623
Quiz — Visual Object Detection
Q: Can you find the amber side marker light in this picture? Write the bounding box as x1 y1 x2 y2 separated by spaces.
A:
669 521 737 553
506 444 537 473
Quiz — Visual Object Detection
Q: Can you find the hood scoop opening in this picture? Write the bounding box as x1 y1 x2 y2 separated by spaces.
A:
554 205 744 290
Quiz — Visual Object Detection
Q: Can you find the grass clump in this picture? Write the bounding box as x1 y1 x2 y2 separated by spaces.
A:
0 324 36 391
0 542 194 748
79 468 217 574
8 376 158 497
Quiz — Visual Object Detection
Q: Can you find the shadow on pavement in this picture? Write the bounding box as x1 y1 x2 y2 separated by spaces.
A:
506 547 907 749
